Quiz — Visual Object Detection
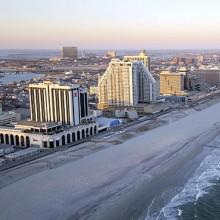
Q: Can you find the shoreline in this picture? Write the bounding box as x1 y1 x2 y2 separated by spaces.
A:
83 127 220 220
1 100 220 219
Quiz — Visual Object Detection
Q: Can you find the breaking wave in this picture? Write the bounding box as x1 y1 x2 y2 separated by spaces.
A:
146 135 220 220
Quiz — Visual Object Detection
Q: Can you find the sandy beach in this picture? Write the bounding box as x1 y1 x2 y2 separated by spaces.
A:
1 101 220 220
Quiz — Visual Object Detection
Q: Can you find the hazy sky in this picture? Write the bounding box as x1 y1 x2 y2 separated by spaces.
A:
1 0 220 49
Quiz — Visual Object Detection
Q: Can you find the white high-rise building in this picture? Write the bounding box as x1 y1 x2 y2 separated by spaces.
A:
98 59 159 109
29 81 89 126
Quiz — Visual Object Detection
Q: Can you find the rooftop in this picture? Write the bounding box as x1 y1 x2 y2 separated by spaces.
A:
16 121 62 130
160 71 185 76
29 80 80 89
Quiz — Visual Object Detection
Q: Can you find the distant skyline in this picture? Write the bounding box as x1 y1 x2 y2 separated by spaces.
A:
1 0 220 50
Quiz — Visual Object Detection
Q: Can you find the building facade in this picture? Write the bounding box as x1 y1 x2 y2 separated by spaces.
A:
192 69 220 87
29 81 89 126
160 71 186 95
61 46 78 59
98 59 158 109
0 122 97 149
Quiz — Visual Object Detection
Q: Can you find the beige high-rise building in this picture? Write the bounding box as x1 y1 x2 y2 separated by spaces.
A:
98 59 159 109
61 46 78 59
29 81 89 126
160 71 185 95
124 50 151 70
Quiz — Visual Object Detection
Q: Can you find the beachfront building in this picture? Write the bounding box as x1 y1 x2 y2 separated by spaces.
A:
160 71 186 96
0 121 97 148
98 59 159 109
29 81 90 126
0 81 98 149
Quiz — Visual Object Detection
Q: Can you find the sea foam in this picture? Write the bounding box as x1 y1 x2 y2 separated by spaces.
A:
147 135 220 220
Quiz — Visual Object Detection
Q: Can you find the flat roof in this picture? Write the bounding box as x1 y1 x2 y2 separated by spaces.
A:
29 81 80 89
16 121 61 129
160 71 184 76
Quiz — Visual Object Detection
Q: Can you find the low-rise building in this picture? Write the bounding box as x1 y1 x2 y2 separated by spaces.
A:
0 121 98 149
95 117 121 130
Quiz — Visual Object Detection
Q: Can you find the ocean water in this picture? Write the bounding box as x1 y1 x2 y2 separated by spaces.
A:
146 135 220 220
0 49 60 60
1 49 213 60
0 49 140 59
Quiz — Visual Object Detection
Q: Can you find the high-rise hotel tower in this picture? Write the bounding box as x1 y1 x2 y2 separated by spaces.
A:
29 81 89 126
98 58 159 109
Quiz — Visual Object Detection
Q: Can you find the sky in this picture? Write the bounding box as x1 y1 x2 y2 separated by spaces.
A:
1 0 220 50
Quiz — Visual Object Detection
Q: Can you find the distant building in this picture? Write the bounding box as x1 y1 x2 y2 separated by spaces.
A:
160 71 186 95
61 46 78 59
197 55 204 63
124 50 151 70
29 81 90 126
170 57 180 65
98 59 159 109
185 72 200 91
192 69 220 87
106 51 116 58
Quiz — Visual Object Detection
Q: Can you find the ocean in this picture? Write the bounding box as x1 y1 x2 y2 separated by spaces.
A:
0 49 60 60
145 135 220 220
0 49 145 60
0 49 214 60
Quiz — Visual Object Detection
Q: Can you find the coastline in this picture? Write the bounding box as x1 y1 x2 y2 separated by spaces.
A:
1 100 220 219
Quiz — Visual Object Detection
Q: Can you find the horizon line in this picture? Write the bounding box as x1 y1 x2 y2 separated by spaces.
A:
2 48 220 51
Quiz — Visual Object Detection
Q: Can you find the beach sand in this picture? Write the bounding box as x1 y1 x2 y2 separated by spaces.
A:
1 101 220 219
